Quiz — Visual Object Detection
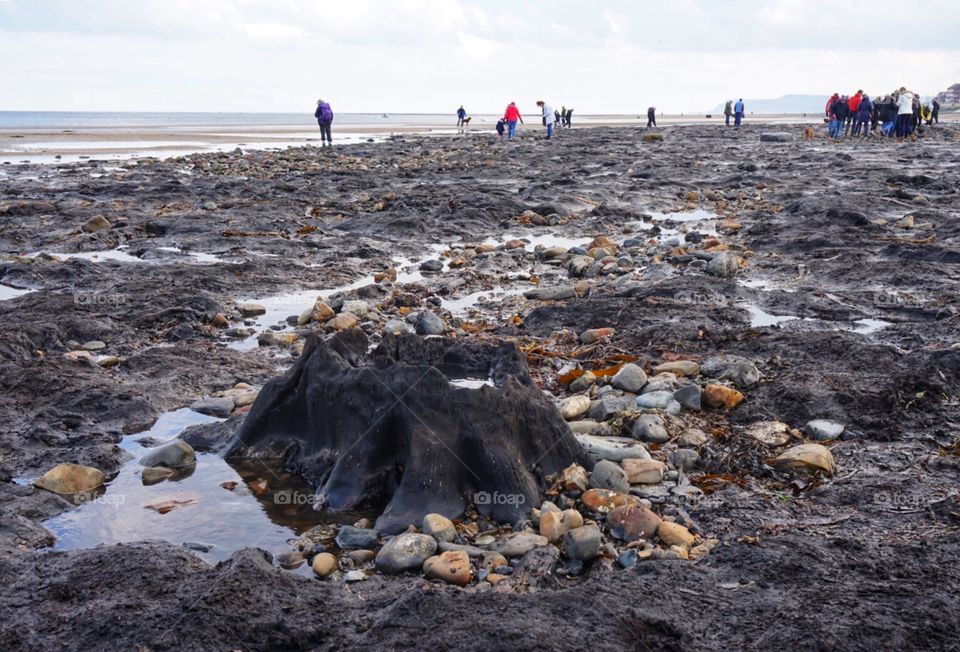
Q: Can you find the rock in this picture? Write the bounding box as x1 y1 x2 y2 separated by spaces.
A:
423 550 472 586
415 310 445 335
312 552 337 578
590 459 630 492
347 549 376 564
237 302 266 317
610 363 648 393
312 300 335 323
97 355 122 369
673 384 702 411
559 463 590 492
774 443 836 476
568 371 597 392
336 525 379 549
706 251 743 278
141 466 176 485
201 201 218 210
559 395 591 420
653 361 699 377
618 549 639 568
622 458 667 484
586 395 633 422
568 420 601 434
575 434 650 462
804 419 845 441
327 313 359 330
63 350 96 365
579 327 614 344
384 319 414 335
489 532 549 558
341 300 370 318
81 340 106 351
375 533 438 573
703 384 744 409
81 215 111 232
437 542 484 557
34 463 105 495
643 132 664 143
563 524 601 560
422 513 457 543
538 509 584 543
607 504 662 541
581 488 641 513
419 259 444 272
634 390 675 410
689 539 720 561
139 440 196 468
524 286 575 301
276 551 305 570
657 521 695 548
190 397 234 418
630 414 670 443
745 421 792 446
700 355 761 388
760 132 793 142
344 570 366 582
667 449 700 470
678 429 710 447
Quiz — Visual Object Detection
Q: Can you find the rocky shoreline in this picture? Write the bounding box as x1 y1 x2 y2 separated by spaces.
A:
1 124 959 650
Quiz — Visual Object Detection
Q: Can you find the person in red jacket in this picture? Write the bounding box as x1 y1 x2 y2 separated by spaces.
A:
845 90 863 136
825 93 839 117
502 102 523 139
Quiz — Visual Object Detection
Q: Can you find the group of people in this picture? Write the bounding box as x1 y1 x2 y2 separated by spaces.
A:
492 101 573 140
722 99 746 127
825 88 941 141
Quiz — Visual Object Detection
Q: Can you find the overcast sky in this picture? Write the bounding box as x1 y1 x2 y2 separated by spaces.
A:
1 0 959 114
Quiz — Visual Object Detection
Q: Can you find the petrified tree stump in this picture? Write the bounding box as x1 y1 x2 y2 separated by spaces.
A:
226 329 591 533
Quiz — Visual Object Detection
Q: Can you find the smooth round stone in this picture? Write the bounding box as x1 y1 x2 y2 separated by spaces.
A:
611 363 648 393
673 384 702 411
375 533 438 573
618 549 639 568
630 414 669 443
589 460 630 493
635 391 675 410
415 310 446 335
336 525 379 550
804 419 845 441
139 440 196 468
312 552 337 578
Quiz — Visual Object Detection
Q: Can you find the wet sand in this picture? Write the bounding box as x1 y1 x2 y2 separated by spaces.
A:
1 123 959 650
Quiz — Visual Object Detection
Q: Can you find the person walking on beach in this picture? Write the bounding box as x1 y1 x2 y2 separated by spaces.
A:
564 108 573 128
496 118 506 140
724 100 733 126
896 87 915 140
879 94 897 137
457 105 467 129
931 98 940 124
646 106 657 128
502 102 523 139
828 95 846 139
536 100 554 139
733 98 745 127
853 94 872 137
314 99 334 146
845 90 863 137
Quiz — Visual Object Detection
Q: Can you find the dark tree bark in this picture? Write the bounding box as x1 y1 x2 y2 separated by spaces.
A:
225 329 592 533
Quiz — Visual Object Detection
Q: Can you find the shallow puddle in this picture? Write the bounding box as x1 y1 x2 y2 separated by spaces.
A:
41 408 356 567
0 284 35 301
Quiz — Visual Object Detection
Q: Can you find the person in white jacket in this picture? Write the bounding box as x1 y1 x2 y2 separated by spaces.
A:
896 87 915 139
536 100 554 139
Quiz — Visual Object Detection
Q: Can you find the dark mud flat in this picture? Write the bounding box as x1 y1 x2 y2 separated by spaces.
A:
1 125 959 651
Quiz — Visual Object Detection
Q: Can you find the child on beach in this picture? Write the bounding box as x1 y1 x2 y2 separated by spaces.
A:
496 118 506 140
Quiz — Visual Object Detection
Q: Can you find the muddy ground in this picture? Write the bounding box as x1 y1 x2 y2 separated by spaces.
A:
1 123 959 651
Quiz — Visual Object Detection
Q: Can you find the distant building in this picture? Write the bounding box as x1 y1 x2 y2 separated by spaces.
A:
935 83 960 107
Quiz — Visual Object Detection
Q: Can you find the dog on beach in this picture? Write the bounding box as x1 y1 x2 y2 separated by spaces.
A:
804 126 815 140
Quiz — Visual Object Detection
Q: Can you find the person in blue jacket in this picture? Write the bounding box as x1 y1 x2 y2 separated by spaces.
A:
853 94 873 137
314 99 334 146
734 98 745 127
457 105 467 129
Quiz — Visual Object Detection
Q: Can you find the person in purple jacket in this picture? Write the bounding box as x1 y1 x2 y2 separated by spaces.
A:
314 99 334 146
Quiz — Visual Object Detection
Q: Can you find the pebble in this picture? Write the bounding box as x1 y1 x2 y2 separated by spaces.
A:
347 549 376 564
276 551 305 570
524 286 576 301
568 371 597 392
480 552 508 571
673 384 702 411
81 340 106 351
657 521 695 548
344 570 366 582
190 396 234 418
341 300 370 318
804 419 845 441
489 532 549 558
568 420 601 434
635 390 675 410
774 443 836 476
141 466 176 485
745 421 792 446
34 463 105 495
607 504 662 541
384 319 414 335
630 414 670 443
622 458 667 484
563 524 602 560
579 327 614 344
559 395 591 420
423 550 472 586
539 509 584 543
581 488 641 513
678 428 710 447
312 552 337 578
312 300 336 323
590 459 630 493
327 313 359 330
237 302 266 317
336 525 379 549
588 395 634 421
422 513 457 543
617 549 639 568
139 440 196 468
706 251 743 278
559 463 589 492
610 363 647 393
702 384 744 409
419 259 444 271
81 215 111 232
700 355 761 388
97 355 122 368
667 449 700 471
376 533 438 573
415 310 446 335
63 350 96 365
575 434 650 462
653 361 699 377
